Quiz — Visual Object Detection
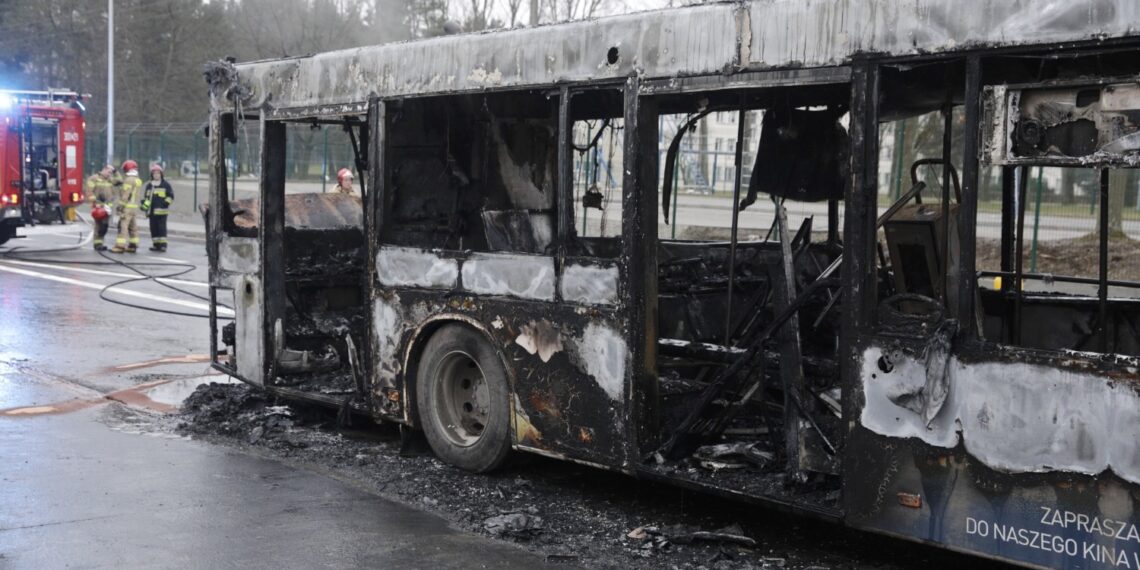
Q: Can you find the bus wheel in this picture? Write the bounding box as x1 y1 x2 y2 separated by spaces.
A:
417 324 511 473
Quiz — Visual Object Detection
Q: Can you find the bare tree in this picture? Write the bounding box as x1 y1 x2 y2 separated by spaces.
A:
457 0 498 31
406 0 451 37
541 0 613 22
505 0 524 27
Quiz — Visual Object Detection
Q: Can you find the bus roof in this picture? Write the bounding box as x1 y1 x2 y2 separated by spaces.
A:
212 0 1140 113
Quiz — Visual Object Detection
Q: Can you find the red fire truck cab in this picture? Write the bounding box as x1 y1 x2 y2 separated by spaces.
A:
0 89 87 246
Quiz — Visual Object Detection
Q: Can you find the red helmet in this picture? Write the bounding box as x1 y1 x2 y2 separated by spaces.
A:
91 205 109 221
337 168 354 184
150 163 164 174
121 160 138 172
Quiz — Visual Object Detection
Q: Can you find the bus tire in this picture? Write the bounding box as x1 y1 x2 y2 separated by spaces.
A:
416 324 511 473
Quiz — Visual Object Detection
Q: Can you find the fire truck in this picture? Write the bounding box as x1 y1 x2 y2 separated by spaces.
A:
0 89 87 246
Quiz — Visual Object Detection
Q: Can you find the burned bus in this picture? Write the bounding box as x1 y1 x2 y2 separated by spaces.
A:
204 2 1140 567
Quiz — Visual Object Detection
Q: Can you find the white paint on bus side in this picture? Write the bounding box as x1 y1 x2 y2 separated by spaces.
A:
218 236 259 273
861 345 1140 483
574 323 627 401
371 295 405 388
560 263 619 306
376 246 458 290
460 253 555 301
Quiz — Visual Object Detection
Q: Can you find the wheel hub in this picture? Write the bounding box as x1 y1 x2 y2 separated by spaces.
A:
434 350 490 447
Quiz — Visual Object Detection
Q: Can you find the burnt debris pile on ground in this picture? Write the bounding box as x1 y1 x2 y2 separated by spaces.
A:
173 383 811 568
179 382 316 449
172 383 994 570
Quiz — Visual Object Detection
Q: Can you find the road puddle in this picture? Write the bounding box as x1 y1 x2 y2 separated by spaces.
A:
131 374 239 409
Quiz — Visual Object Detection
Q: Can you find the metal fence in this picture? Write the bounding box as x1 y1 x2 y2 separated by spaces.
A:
654 110 841 242
973 166 1140 285
94 117 1140 283
655 110 1140 284
85 122 359 213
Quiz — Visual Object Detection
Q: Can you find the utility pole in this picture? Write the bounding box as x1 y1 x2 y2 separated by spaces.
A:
106 0 114 166
529 0 539 25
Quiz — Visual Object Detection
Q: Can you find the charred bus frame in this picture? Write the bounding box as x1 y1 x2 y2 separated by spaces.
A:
204 2 1140 567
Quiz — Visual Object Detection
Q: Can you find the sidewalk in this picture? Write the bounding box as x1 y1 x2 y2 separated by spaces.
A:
164 211 207 238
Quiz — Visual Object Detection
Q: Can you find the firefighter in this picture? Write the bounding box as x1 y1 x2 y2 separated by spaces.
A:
333 168 356 196
110 159 143 254
142 163 173 252
85 164 117 251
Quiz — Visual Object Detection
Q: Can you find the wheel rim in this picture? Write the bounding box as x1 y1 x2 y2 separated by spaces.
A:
432 350 490 447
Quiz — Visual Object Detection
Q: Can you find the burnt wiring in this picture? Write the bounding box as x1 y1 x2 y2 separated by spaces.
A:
599 125 619 234
0 214 231 320
574 119 624 234
572 118 611 152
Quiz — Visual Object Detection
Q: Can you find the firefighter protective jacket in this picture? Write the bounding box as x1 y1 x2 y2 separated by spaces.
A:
85 173 116 205
143 179 173 216
116 175 143 212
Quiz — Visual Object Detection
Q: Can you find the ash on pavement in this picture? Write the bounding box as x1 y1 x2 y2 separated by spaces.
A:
168 383 1006 570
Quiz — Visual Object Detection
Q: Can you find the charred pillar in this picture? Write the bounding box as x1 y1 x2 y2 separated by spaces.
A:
841 61 879 481
206 112 231 272
622 78 660 458
1098 168 1110 353
364 97 387 398
725 96 746 344
207 111 228 368
260 118 287 382
557 87 573 283
773 196 810 478
1013 165 1028 347
956 56 982 337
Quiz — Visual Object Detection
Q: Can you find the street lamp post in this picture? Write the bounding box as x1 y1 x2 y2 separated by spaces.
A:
106 0 114 166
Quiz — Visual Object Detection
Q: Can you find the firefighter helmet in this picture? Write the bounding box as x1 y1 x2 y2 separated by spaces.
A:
91 205 109 221
150 163 164 174
121 159 138 172
337 168 353 184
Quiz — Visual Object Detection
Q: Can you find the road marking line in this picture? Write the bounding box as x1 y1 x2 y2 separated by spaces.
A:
140 254 192 264
0 259 208 288
0 263 234 316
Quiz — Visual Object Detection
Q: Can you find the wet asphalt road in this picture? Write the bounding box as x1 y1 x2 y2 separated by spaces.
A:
0 222 552 569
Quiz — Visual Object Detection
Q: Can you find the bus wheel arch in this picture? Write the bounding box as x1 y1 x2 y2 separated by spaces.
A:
405 316 514 473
